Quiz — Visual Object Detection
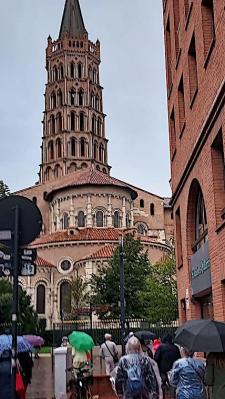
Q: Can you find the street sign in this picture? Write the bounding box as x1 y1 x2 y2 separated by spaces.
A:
20 262 36 276
20 248 37 262
0 230 11 241
0 248 37 276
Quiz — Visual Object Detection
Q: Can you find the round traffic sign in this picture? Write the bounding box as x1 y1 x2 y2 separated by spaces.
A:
0 195 42 246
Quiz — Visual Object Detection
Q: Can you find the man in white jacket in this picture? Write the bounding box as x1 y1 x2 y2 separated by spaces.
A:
100 333 118 375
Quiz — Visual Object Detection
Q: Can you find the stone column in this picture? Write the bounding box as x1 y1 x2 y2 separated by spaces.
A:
69 197 75 227
107 194 113 227
130 201 134 227
122 197 126 228
56 200 61 230
87 194 93 227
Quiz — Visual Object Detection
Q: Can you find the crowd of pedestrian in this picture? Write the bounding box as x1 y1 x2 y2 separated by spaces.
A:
100 332 225 399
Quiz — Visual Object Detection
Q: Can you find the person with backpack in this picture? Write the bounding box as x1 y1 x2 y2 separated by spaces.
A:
115 336 159 398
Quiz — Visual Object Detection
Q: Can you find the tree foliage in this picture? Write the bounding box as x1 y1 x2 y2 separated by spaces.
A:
91 235 150 319
141 256 178 322
70 275 90 316
0 180 10 199
0 280 39 333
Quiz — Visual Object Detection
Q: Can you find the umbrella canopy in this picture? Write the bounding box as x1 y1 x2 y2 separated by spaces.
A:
0 335 32 357
175 319 225 352
134 331 157 343
23 335 44 347
68 331 94 352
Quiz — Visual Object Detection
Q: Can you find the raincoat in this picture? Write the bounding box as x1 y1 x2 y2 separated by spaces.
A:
115 353 159 399
169 357 207 399
0 350 12 399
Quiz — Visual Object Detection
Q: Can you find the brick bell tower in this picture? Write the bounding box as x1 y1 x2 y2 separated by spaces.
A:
40 0 110 183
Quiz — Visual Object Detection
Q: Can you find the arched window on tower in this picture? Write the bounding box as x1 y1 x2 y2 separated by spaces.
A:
70 63 75 78
195 189 208 251
56 113 62 133
77 63 82 79
56 138 62 158
80 138 85 157
96 210 104 227
71 112 76 131
78 89 84 106
78 211 85 227
45 166 52 181
80 113 85 131
53 66 58 81
48 141 54 160
36 284 45 314
60 282 71 314
95 95 99 111
54 164 62 178
150 203 155 216
89 66 92 82
70 89 76 106
62 212 69 229
94 141 98 160
71 137 76 156
91 92 95 108
51 92 56 109
137 223 147 236
50 115 55 134
57 90 63 107
97 117 101 136
93 68 97 83
92 115 96 134
113 211 120 228
99 144 104 163
126 213 131 228
60 64 64 79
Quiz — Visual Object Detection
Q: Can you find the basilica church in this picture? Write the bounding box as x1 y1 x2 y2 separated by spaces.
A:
17 0 173 328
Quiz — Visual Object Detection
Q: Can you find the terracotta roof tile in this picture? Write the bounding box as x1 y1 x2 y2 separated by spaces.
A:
45 168 137 200
80 244 115 261
35 256 55 268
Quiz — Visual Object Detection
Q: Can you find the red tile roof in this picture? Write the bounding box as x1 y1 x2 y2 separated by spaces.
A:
80 244 115 261
45 167 137 200
35 256 55 268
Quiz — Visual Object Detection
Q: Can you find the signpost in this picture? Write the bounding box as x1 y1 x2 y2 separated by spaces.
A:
0 195 42 399
119 234 126 355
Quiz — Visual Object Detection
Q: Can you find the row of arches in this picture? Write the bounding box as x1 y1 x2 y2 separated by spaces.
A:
49 89 102 111
47 137 90 161
59 210 131 229
49 63 99 84
44 162 89 181
36 281 72 315
47 112 103 136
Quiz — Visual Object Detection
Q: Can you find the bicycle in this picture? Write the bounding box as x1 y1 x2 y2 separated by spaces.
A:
67 363 94 399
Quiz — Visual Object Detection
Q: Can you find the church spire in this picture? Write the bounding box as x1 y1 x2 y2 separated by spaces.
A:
59 0 87 39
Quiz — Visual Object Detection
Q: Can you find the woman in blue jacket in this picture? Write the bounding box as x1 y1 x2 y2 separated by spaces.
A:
169 347 206 399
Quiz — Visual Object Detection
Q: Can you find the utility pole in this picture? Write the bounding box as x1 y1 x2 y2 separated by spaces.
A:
119 234 126 355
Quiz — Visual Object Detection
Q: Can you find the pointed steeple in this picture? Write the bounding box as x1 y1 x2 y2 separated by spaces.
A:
59 0 87 39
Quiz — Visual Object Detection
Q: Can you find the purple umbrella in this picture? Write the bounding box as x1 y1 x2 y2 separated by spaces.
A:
23 335 44 347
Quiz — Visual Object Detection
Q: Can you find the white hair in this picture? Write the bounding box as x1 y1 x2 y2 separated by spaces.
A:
105 333 112 341
126 337 143 354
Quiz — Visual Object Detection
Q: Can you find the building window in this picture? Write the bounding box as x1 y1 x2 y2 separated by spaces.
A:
56 113 62 133
92 115 96 134
78 89 84 106
57 90 63 107
178 75 185 132
137 224 147 236
62 212 69 229
70 63 75 78
195 189 208 251
80 138 85 157
175 207 183 267
53 66 58 81
60 260 71 272
94 141 98 160
126 213 131 228
165 18 172 90
71 112 76 131
93 68 97 83
140 199 144 208
211 130 225 225
150 203 155 216
60 64 64 79
71 137 76 156
99 144 104 163
173 0 180 58
70 89 76 106
50 115 55 135
188 34 198 102
36 284 45 314
78 63 82 79
60 282 71 313
56 138 62 158
170 108 176 158
80 113 84 131
51 92 56 109
48 141 54 160
96 211 104 227
54 164 62 178
113 211 120 228
201 0 215 59
78 211 85 227
97 118 102 136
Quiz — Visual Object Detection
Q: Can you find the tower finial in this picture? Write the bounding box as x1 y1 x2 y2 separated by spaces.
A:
59 0 87 39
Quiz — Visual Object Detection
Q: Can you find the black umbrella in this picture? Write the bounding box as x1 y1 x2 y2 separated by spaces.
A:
134 331 157 342
175 319 225 352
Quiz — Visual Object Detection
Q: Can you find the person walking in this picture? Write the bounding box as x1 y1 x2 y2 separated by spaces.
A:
154 334 180 395
100 333 118 376
18 351 34 397
0 349 12 399
169 347 207 399
205 352 225 399
115 336 159 398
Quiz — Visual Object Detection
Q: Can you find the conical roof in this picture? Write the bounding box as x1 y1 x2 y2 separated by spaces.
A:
59 0 87 39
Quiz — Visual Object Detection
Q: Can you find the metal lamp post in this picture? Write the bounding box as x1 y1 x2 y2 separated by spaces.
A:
119 234 126 355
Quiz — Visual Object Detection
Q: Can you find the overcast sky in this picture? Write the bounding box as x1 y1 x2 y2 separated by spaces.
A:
0 0 171 197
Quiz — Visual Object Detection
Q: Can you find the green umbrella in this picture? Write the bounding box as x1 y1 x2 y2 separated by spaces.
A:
68 331 95 352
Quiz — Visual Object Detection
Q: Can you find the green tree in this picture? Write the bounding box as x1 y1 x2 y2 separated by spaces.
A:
0 180 10 198
70 275 90 317
0 280 39 333
91 234 150 319
141 256 178 322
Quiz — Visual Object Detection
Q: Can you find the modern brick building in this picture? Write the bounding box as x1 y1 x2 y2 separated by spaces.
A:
14 0 173 328
162 0 225 322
